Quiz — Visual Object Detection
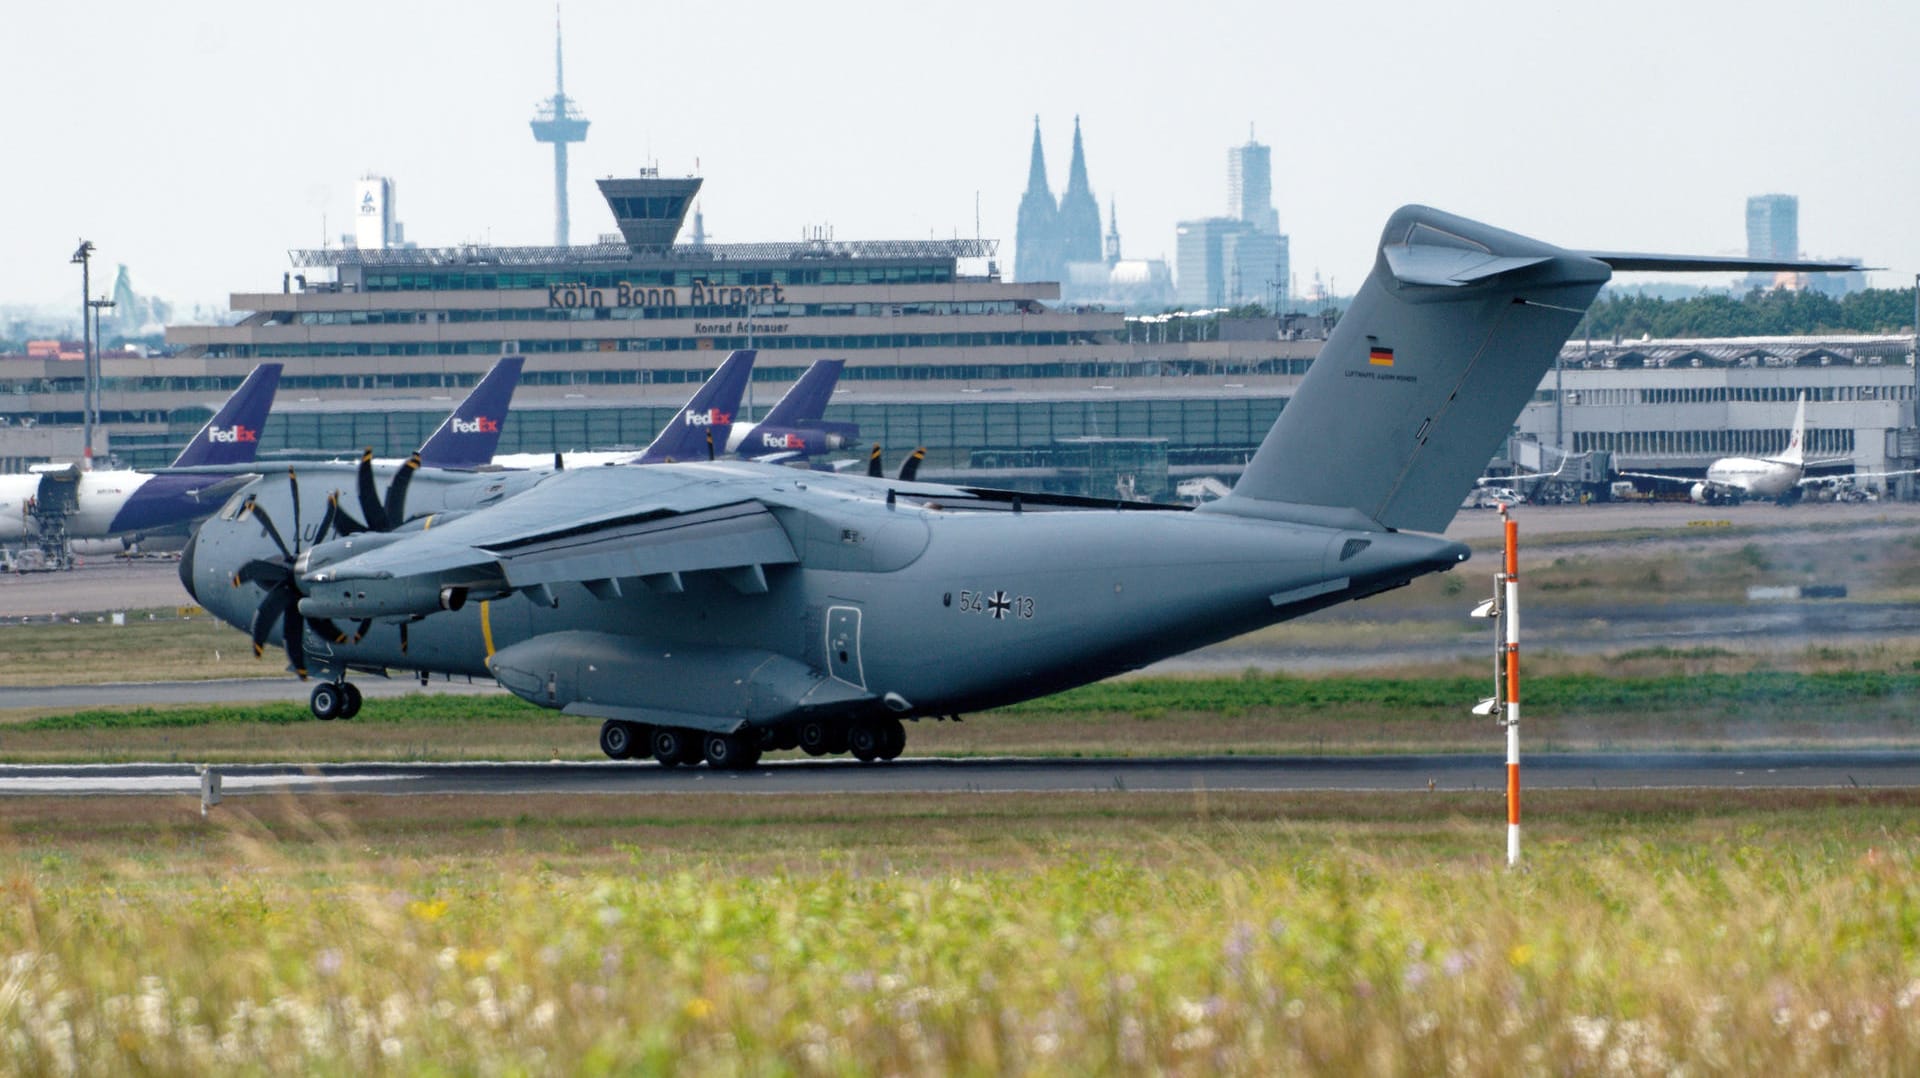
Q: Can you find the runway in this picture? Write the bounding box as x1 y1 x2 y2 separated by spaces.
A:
0 675 501 710
4 751 1918 796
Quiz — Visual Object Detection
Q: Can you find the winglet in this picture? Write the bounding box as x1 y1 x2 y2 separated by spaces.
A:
170 363 283 467
418 356 525 469
635 350 757 465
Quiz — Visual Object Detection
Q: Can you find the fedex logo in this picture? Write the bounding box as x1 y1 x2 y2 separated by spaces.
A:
683 408 732 427
207 424 258 444
761 431 807 450
451 416 500 434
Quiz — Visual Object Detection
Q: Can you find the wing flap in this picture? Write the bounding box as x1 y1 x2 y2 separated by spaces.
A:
484 500 798 590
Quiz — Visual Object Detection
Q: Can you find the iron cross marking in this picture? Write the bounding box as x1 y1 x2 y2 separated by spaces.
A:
988 591 1012 619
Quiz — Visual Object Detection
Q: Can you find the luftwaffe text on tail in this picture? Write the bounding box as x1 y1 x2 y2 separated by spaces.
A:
178 207 1861 767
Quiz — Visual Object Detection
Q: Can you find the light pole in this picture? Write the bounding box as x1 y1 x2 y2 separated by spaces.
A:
70 241 94 469
88 296 116 464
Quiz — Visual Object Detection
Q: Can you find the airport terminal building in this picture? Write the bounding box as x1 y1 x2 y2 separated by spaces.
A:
1 174 1916 500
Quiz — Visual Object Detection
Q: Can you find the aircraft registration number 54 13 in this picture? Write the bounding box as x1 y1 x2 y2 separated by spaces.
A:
950 589 1036 621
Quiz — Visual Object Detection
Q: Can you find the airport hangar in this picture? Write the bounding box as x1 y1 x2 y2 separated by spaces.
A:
0 175 1913 497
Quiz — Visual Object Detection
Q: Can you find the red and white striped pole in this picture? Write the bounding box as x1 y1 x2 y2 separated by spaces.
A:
1502 508 1521 867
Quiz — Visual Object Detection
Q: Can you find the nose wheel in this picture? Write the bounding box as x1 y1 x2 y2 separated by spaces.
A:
309 681 362 721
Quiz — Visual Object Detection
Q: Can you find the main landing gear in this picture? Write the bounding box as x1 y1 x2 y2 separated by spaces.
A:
596 716 909 769
309 681 363 721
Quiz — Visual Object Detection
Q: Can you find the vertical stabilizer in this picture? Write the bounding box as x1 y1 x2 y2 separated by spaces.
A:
1202 207 1613 534
418 356 525 469
636 350 757 463
1776 393 1807 467
756 359 845 429
171 364 283 467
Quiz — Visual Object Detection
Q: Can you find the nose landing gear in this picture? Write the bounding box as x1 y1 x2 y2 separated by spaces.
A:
309 681 362 721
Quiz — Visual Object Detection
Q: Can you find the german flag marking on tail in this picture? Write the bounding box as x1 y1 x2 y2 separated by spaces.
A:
1368 347 1395 367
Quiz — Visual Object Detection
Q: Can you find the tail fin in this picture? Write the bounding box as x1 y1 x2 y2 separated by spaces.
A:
170 363 283 467
756 359 845 428
417 356 524 469
1204 207 1611 534
1777 393 1807 467
635 350 757 464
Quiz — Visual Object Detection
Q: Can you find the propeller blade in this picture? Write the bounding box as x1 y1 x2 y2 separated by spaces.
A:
250 584 295 658
282 597 307 679
384 453 421 527
356 448 389 533
307 616 350 645
706 429 715 461
231 558 288 590
867 444 883 478
314 494 340 544
399 621 409 654
352 619 372 645
287 468 302 551
328 492 367 537
246 499 292 560
554 452 564 471
898 448 926 482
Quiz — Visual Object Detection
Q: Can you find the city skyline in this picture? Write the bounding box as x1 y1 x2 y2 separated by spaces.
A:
3 0 1916 311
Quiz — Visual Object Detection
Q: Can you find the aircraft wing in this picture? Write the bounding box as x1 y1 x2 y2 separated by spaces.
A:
1616 470 1700 486
1800 467 1920 486
296 468 800 619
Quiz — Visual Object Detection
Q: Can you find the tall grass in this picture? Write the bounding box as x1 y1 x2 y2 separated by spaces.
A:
4 796 1919 1073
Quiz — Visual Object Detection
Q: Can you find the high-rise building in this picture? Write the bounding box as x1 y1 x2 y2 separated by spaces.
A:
353 175 404 251
1015 118 1061 284
1227 134 1279 234
1175 218 1287 309
1175 130 1290 310
1746 194 1799 260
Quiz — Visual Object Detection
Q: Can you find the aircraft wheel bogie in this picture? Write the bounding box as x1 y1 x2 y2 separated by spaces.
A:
703 732 761 770
848 721 882 763
337 682 363 721
309 683 341 721
600 720 647 760
652 727 700 768
799 720 833 756
877 717 905 761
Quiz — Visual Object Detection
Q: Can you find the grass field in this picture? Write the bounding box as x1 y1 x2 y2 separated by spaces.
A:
3 788 1918 1073
6 659 1920 763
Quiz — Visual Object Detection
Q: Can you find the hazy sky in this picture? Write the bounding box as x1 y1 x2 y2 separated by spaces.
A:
5 0 1917 311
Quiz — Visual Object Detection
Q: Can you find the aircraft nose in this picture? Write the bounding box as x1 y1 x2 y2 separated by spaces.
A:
178 528 200 604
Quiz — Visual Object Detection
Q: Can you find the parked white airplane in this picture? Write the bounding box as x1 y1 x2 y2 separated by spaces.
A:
1620 395 1909 503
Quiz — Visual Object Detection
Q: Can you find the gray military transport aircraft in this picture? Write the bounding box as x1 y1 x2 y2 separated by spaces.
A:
179 206 1853 766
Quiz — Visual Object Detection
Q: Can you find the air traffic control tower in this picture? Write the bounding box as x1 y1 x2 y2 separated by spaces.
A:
529 12 589 246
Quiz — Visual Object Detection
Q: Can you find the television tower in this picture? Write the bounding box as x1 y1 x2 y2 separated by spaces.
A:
529 8 589 246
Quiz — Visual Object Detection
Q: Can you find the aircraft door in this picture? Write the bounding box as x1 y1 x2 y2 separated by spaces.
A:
826 604 865 689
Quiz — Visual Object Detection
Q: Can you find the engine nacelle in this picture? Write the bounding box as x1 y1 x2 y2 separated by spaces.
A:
1690 482 1709 503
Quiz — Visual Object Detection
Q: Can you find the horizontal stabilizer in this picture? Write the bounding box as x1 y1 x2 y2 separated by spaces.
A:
1579 252 1865 274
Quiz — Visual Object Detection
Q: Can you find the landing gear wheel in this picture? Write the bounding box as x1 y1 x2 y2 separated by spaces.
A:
652 727 701 768
799 720 833 757
600 720 644 760
309 682 342 721
773 726 801 751
848 721 882 763
877 717 905 761
337 682 363 720
703 732 762 771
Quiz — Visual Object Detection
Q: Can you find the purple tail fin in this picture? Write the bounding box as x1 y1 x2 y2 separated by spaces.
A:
170 363 282 467
636 350 756 464
756 359 844 428
418 356 525 469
